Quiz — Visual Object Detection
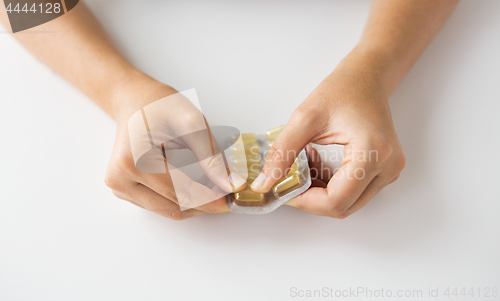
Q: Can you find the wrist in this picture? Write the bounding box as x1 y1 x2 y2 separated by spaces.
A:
342 43 404 96
109 70 177 122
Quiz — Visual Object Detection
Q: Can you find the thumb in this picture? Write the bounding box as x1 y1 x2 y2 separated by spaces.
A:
250 112 317 193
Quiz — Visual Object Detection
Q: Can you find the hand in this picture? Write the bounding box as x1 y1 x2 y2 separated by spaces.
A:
104 77 243 220
250 48 406 218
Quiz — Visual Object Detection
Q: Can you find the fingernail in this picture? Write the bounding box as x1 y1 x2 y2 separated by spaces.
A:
229 172 247 191
250 172 266 192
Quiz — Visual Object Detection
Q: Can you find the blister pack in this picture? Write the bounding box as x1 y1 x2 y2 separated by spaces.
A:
227 126 311 214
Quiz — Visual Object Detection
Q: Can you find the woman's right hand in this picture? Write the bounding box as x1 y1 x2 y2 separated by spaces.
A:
104 76 243 220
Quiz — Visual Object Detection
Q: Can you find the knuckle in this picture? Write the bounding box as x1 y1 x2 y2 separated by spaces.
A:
291 107 309 121
327 202 349 218
167 209 187 221
104 172 121 190
374 143 393 165
290 107 318 128
293 104 320 119
268 144 287 164
267 144 292 179
363 135 399 169
336 212 351 219
184 110 205 127
395 153 407 172
111 152 137 176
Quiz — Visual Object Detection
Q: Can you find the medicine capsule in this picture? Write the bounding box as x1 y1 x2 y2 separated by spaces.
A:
246 172 260 184
265 125 285 141
232 133 258 145
234 189 267 206
233 155 261 170
248 163 262 174
273 173 305 197
288 162 298 175
232 142 259 157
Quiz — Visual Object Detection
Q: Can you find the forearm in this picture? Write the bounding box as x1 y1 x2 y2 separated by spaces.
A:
0 3 170 120
348 0 459 95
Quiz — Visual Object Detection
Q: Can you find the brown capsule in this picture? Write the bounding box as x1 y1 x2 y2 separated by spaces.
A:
288 162 298 175
273 173 305 197
234 189 267 206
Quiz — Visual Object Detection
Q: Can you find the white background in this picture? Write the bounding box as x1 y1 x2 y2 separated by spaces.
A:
1 1 499 300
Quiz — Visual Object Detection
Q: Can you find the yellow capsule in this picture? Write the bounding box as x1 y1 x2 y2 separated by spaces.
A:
234 189 267 206
273 173 305 197
246 165 260 174
288 162 298 175
249 162 262 173
231 142 259 157
233 155 260 170
246 172 260 184
265 125 285 141
232 133 258 145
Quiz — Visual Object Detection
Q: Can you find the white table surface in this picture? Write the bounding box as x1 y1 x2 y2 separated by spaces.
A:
1 1 499 300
